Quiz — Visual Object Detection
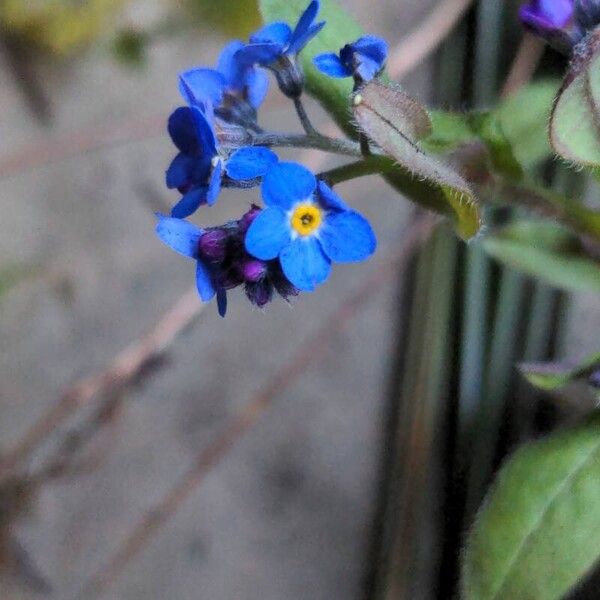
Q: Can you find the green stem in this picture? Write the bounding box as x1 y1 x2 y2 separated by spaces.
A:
318 158 385 185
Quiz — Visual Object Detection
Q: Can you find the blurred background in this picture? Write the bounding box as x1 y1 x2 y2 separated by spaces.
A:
1 1 599 599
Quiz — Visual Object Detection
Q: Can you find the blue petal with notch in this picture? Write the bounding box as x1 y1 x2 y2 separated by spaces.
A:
171 187 207 219
166 153 194 189
245 207 291 260
316 180 351 212
168 107 199 154
262 162 316 210
319 211 377 263
226 147 278 181
279 237 331 291
179 69 225 107
250 22 292 46
313 53 350 78
156 216 203 259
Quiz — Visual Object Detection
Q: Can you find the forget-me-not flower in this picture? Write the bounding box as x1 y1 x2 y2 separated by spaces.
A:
314 35 388 83
519 0 583 51
241 0 325 97
166 102 278 218
244 162 377 291
179 40 269 125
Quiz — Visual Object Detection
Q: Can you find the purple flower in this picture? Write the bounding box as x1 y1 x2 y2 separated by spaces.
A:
314 35 388 83
156 209 298 316
519 0 584 51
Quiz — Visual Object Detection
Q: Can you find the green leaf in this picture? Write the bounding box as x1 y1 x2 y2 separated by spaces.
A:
259 0 481 240
483 221 600 293
520 351 600 392
497 80 558 169
463 413 600 600
425 111 523 181
550 47 600 167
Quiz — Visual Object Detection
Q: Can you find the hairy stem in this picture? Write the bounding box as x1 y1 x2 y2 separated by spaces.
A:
293 96 318 135
318 158 387 185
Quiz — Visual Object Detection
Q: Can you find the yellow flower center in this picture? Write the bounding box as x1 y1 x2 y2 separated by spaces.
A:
290 203 322 236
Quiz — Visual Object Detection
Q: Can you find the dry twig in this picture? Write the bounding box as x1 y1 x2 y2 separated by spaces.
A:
500 33 545 99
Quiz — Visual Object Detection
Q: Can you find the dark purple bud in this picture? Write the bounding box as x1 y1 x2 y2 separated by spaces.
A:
239 204 262 233
590 369 600 389
270 266 299 301
240 259 267 282
245 281 274 308
199 229 228 262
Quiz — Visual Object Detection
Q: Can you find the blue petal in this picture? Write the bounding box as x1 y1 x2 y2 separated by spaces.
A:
355 57 382 82
290 0 320 45
288 21 325 55
196 260 217 302
189 106 218 158
226 147 278 181
262 162 316 210
217 40 245 85
279 237 331 292
250 22 292 46
246 67 269 108
318 210 377 263
179 68 226 107
352 35 388 64
216 288 228 317
313 53 350 78
207 159 223 206
316 180 350 212
240 43 284 66
156 216 203 258
168 107 199 154
166 153 194 189
245 207 291 260
171 187 207 219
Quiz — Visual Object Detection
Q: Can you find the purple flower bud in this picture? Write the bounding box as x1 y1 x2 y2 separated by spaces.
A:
590 369 600 389
199 229 229 262
240 259 267 282
239 205 262 233
520 0 583 52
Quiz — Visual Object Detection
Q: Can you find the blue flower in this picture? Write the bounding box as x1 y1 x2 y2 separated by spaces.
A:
155 215 229 316
244 162 377 291
313 35 388 83
179 40 269 119
166 104 278 218
245 0 325 65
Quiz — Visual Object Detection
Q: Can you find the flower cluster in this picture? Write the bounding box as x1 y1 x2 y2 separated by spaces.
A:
519 0 600 52
157 0 386 316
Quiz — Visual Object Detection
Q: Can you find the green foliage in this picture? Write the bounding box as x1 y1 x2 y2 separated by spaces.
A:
112 29 147 67
520 351 600 392
259 0 482 239
551 50 600 167
463 413 600 600
483 221 600 293
496 80 558 169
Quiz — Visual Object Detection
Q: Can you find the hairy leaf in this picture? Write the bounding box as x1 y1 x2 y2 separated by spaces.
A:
483 221 600 293
496 80 558 169
463 413 600 600
550 38 600 167
259 0 481 239
520 352 600 392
